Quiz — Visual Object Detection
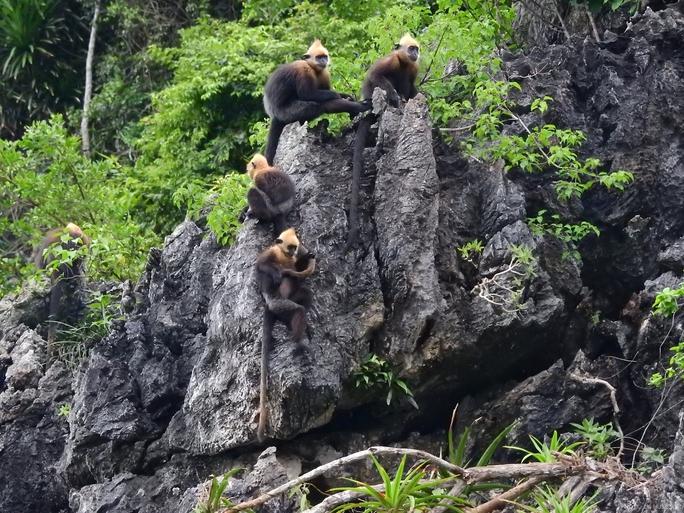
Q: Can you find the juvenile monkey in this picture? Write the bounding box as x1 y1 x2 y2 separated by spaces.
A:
349 34 420 246
245 153 295 235
255 228 316 441
33 223 91 345
263 39 369 164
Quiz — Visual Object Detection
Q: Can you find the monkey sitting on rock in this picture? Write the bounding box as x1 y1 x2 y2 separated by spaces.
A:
349 33 421 247
244 153 295 235
263 39 369 164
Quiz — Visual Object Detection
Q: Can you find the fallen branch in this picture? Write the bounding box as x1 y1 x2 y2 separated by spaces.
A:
466 476 544 513
222 446 465 512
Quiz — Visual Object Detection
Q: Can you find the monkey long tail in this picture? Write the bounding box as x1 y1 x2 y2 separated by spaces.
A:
257 309 273 442
273 214 288 237
265 119 287 166
349 115 374 246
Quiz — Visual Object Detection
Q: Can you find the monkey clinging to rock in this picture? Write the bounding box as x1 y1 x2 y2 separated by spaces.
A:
254 227 316 441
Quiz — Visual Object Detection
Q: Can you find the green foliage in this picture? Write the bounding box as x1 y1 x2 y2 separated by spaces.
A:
457 239 484 264
507 431 583 463
461 81 633 201
288 483 312 512
52 291 121 370
570 419 618 460
652 284 684 317
194 469 250 513
57 403 71 417
0 115 159 296
635 446 666 475
517 486 598 513
353 354 418 410
648 342 684 388
448 422 515 468
528 210 600 261
332 455 464 513
177 173 250 246
0 0 86 137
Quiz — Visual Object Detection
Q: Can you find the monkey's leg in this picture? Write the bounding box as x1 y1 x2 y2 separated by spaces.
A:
247 188 275 221
349 116 373 247
265 119 287 165
320 99 371 116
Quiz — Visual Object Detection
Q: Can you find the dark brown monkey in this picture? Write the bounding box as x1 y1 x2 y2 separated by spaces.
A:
263 39 369 164
255 228 316 441
349 34 420 246
245 153 295 235
33 223 91 346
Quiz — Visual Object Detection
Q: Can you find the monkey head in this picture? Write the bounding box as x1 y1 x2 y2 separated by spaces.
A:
276 228 300 258
246 153 270 180
395 33 420 63
303 39 330 71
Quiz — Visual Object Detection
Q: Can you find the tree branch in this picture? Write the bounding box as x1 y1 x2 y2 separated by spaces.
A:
465 476 544 513
81 0 101 157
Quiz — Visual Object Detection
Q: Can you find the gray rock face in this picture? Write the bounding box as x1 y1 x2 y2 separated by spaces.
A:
2 5 684 512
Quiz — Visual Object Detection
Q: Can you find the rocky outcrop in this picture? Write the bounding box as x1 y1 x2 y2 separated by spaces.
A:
1 4 683 512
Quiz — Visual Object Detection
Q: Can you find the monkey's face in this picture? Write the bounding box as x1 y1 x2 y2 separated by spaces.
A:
304 52 329 71
276 228 300 258
394 43 420 63
304 39 330 71
396 33 420 63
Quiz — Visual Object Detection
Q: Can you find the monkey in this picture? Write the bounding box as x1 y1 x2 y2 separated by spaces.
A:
244 153 296 235
33 223 91 347
263 39 370 164
349 33 420 247
255 228 316 441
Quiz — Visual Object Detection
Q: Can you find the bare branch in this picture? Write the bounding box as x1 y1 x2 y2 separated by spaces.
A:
222 446 465 512
81 0 101 156
570 372 625 458
466 476 544 513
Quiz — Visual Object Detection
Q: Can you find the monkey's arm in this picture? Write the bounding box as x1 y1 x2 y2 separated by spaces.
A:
296 75 340 102
282 257 315 278
256 253 282 288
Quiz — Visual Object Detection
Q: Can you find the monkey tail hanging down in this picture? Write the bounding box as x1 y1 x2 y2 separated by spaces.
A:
263 39 370 164
349 33 420 247
255 228 316 442
33 223 91 347
244 153 296 235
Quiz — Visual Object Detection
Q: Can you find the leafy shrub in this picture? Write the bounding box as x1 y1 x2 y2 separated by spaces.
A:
528 210 600 261
0 115 159 296
353 354 418 409
570 418 618 460
507 431 584 463
517 486 598 513
457 239 484 264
